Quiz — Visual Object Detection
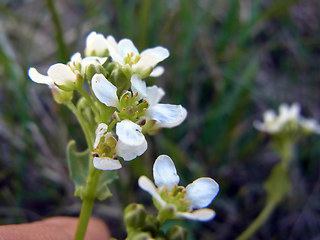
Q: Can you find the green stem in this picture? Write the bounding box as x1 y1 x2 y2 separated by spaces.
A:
77 88 100 119
236 139 294 240
74 167 102 240
236 200 277 240
66 102 94 150
74 198 94 240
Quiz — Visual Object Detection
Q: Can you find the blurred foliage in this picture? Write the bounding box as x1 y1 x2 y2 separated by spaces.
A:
0 0 320 239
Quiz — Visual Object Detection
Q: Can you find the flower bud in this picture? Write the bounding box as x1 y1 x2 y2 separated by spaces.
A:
129 231 152 240
166 225 188 240
157 204 176 224
124 203 147 229
51 86 73 104
109 68 131 96
141 215 159 236
85 63 107 85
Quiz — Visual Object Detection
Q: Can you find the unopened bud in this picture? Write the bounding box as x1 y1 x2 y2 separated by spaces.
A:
130 231 152 240
166 225 188 240
51 86 73 104
124 203 147 229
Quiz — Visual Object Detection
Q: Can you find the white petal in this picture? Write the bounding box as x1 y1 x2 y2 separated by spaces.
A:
138 176 166 207
85 31 109 56
115 120 147 161
133 46 169 73
70 52 82 64
299 118 320 134
176 209 216 221
93 157 122 170
146 85 165 106
80 56 108 75
153 155 179 190
131 74 147 98
289 103 301 119
185 178 219 209
106 35 123 64
82 56 108 66
146 104 187 128
47 63 77 85
28 67 53 86
94 123 108 149
150 66 165 77
263 110 276 123
133 54 160 70
140 46 169 63
92 74 119 108
118 39 139 58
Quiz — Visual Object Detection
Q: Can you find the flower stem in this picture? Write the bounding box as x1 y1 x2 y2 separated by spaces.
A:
77 88 100 119
236 140 294 240
74 166 101 240
236 200 277 240
66 102 94 150
74 198 95 240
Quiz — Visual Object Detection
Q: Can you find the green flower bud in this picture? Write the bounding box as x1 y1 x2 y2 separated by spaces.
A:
124 203 147 230
85 63 107 85
141 215 159 236
157 204 176 224
129 231 152 240
51 87 73 104
109 68 131 96
106 62 121 74
166 225 188 240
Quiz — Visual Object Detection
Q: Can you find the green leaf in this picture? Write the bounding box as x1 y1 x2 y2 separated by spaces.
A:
66 140 90 198
96 170 118 200
67 140 118 200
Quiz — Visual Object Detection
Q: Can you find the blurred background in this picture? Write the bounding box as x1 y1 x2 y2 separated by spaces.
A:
1 0 320 239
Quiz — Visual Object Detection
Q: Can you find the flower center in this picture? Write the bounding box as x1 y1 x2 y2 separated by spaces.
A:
159 185 190 212
124 52 141 66
117 92 149 122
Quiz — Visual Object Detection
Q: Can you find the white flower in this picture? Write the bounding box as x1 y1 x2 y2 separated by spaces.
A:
84 31 110 57
115 120 148 161
131 75 187 128
92 123 122 171
138 155 219 221
28 63 77 88
253 103 300 133
92 73 187 129
69 52 107 75
254 103 320 135
92 121 147 170
106 36 169 77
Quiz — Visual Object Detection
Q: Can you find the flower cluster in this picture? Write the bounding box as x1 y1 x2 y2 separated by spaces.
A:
254 103 320 135
139 155 219 222
28 31 187 170
28 31 220 237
